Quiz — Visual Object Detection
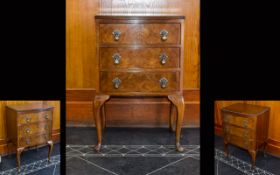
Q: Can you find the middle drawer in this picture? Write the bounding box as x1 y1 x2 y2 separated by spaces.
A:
100 71 180 93
18 121 51 138
100 47 180 69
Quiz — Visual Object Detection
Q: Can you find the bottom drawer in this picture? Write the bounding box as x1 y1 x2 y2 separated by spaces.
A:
18 133 49 147
223 124 255 139
100 71 180 93
225 134 255 150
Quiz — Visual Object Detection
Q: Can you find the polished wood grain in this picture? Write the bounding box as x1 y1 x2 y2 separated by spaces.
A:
18 133 50 148
66 0 200 89
222 113 256 129
5 103 55 171
215 101 280 157
221 103 270 168
18 111 52 126
100 47 180 69
66 0 100 88
93 95 110 151
99 23 180 44
66 88 199 127
0 101 60 155
100 71 180 93
94 15 185 152
18 122 51 138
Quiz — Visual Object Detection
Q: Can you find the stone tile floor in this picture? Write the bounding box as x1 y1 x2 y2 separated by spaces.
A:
0 143 60 175
215 135 280 175
66 127 200 175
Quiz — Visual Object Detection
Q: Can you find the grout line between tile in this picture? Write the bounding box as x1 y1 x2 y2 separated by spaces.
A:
76 156 119 175
145 156 190 175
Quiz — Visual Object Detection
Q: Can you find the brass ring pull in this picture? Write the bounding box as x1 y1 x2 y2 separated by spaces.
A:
25 128 31 134
159 77 168 89
159 53 168 65
112 30 121 41
45 115 49 120
160 30 168 41
25 117 31 123
243 130 249 137
112 53 121 64
243 120 249 127
112 77 121 89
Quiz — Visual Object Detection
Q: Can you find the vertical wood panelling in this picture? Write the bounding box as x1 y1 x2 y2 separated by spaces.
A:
66 0 100 88
215 101 280 156
66 0 200 89
0 101 60 155
66 89 200 127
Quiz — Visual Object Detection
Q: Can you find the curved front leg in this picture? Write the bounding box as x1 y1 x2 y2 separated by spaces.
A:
94 94 110 151
47 140 54 162
248 150 256 169
168 94 185 152
169 103 177 132
17 147 24 172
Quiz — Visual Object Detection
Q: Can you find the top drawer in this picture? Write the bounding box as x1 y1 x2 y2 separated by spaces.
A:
18 110 52 126
99 23 181 45
222 113 256 129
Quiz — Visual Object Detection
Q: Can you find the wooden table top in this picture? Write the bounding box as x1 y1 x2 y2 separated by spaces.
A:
6 103 54 112
221 103 269 116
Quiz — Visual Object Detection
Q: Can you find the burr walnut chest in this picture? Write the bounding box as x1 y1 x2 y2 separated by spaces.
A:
221 103 270 168
94 15 185 152
6 103 54 171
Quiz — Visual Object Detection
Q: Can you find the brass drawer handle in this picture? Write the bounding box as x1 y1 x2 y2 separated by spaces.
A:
112 30 121 41
112 77 121 89
243 130 249 137
25 117 31 123
44 115 49 120
223 116 229 123
243 119 249 127
25 128 31 134
112 53 121 64
159 53 168 65
159 77 168 89
160 30 168 41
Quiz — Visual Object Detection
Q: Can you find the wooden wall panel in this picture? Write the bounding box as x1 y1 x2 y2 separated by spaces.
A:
66 0 200 89
66 0 200 126
215 101 280 157
66 0 100 88
66 89 200 127
0 101 60 155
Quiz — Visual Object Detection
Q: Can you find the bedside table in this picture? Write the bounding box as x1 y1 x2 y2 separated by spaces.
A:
221 103 270 169
94 15 185 152
6 103 54 171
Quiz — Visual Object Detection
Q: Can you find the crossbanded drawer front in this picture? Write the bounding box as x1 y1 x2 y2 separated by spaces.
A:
18 133 49 147
222 114 256 129
99 23 181 44
100 47 180 69
18 111 52 126
225 134 255 150
223 124 255 139
18 121 51 138
100 71 180 93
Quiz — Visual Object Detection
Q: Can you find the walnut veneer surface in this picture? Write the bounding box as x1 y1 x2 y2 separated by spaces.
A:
5 103 54 171
94 15 185 152
221 103 270 169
